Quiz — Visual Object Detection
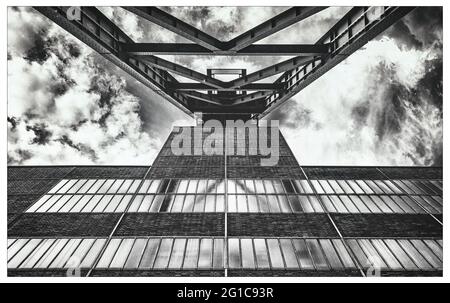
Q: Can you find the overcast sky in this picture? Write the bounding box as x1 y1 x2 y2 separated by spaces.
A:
7 7 442 166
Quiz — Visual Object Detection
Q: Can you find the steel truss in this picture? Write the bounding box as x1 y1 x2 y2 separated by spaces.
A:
34 6 414 119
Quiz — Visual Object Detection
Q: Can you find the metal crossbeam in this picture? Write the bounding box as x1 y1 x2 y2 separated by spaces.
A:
122 6 224 51
34 6 193 116
122 43 330 56
260 6 415 118
224 7 327 51
169 82 283 91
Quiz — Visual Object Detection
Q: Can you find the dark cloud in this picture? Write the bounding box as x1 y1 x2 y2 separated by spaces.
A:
7 116 18 131
54 135 98 161
25 123 52 145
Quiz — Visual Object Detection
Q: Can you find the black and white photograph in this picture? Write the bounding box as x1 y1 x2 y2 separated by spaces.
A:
3 1 447 286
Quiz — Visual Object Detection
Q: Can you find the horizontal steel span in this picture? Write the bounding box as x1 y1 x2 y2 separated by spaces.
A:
35 6 415 118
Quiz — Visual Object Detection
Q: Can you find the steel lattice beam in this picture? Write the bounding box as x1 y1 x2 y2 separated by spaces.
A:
260 6 415 118
170 82 283 91
121 43 330 56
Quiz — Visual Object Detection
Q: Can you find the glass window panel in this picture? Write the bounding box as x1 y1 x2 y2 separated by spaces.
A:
370 196 393 213
138 180 151 194
240 239 255 269
380 196 403 213
347 239 371 269
171 195 185 212
116 180 132 194
206 179 217 194
398 196 425 214
355 180 374 194
160 195 175 212
128 195 144 212
187 180 199 194
197 180 207 194
420 196 442 213
306 239 328 270
20 239 56 269
26 195 52 212
168 238 187 269
176 180 189 193
423 240 442 261
213 195 223 212
139 238 161 269
319 239 343 270
390 196 415 213
420 181 441 195
308 196 324 212
328 180 344 194
392 180 414 194
58 195 82 212
292 239 314 269
348 195 370 213
149 195 164 212
81 195 103 213
381 180 403 194
48 195 73 213
227 180 236 194
49 239 82 268
272 180 285 193
204 195 215 212
93 195 113 212
80 239 106 268
364 180 384 194
124 238 147 269
78 179 96 193
247 195 259 212
127 180 141 193
298 180 314 194
404 180 427 194
87 180 106 194
310 180 324 194
193 195 206 212
254 180 265 193
253 239 270 269
216 180 225 193
339 195 360 213
138 195 154 212
36 195 62 212
96 239 121 268
69 195 93 212
287 195 303 212
115 195 131 213
267 239 284 269
183 238 200 269
213 239 224 269
66 179 88 194
281 179 295 193
228 239 241 269
373 180 394 194
359 196 382 213
228 195 237 212
397 240 432 270
48 179 69 194
337 180 354 194
69 239 96 269
267 195 280 212
106 179 123 194
331 239 356 269
384 240 417 270
410 240 442 268
148 180 161 193
8 239 27 259
236 195 248 212
58 179 78 194
235 180 245 194
153 238 173 269
245 180 256 193
318 180 334 194
279 239 299 269
320 195 337 212
329 195 348 213
182 195 195 212
370 239 402 270
345 180 364 194
198 239 213 269
357 239 388 270
164 179 179 194
96 179 115 194
298 196 314 213
264 180 275 194
277 195 291 213
35 239 69 269
257 195 269 212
